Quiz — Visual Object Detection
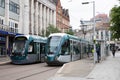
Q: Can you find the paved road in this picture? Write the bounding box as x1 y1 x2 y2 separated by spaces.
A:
0 63 61 80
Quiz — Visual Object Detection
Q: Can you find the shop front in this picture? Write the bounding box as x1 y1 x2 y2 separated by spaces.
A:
0 36 6 56
0 30 22 56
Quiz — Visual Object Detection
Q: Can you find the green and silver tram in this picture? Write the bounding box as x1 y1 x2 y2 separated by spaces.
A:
10 35 47 64
45 33 91 65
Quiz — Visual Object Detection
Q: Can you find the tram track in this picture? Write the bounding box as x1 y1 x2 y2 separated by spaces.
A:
0 62 45 70
0 62 60 80
0 63 47 77
16 67 58 80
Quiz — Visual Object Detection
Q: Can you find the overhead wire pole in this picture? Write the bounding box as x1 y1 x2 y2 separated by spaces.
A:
92 1 97 64
82 1 97 64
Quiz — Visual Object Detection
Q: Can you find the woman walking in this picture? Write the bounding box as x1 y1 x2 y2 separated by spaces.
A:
112 46 116 57
110 44 116 57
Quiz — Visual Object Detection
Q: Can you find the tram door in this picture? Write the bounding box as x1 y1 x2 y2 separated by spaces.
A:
36 43 40 61
70 40 73 61
70 40 80 61
40 43 45 62
61 40 70 62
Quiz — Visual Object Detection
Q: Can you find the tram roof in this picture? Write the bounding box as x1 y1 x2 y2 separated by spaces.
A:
15 35 47 42
49 33 81 40
49 33 67 37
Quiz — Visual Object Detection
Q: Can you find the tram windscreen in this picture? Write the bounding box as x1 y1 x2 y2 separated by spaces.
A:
12 37 27 53
48 36 61 54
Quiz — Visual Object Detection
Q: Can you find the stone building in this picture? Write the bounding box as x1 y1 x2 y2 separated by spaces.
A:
62 8 70 32
19 0 56 36
0 0 20 56
0 0 56 56
76 13 110 42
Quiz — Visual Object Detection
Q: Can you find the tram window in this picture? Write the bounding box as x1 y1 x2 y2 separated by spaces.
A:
28 45 33 52
61 40 70 55
40 43 45 54
28 42 34 54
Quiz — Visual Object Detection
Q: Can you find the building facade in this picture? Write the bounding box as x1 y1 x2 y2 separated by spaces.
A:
93 14 110 41
19 0 56 36
0 0 20 56
54 0 70 32
76 14 111 42
0 0 56 56
62 9 70 32
0 0 19 33
75 14 111 60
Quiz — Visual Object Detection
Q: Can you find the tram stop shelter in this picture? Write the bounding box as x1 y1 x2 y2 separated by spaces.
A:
96 39 109 61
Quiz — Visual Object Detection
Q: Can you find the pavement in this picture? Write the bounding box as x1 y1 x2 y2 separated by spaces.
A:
48 51 120 80
0 56 11 65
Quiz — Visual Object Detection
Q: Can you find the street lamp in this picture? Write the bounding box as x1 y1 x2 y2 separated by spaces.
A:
80 20 87 39
82 1 97 64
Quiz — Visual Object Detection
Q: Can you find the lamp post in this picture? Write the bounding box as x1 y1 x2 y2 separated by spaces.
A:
82 1 97 64
80 20 87 39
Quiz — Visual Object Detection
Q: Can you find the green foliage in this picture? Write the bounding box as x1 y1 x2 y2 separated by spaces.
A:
41 29 45 37
65 29 74 35
46 24 60 37
110 5 120 40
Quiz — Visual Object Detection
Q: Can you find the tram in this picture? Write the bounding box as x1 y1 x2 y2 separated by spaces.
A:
45 33 92 65
10 35 47 64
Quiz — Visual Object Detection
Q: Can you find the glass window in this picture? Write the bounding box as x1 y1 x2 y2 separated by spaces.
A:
28 45 33 52
15 23 18 28
47 36 61 54
40 43 45 54
0 18 2 24
12 40 26 53
0 0 5 8
1 19 3 24
0 18 4 25
61 40 70 55
9 1 20 14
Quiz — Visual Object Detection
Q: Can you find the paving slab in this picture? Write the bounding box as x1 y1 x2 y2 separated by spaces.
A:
48 52 120 80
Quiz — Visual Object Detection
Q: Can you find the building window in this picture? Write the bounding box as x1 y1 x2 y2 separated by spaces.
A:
0 18 4 30
0 0 5 8
9 1 20 14
9 21 18 33
0 18 4 24
101 31 103 39
15 23 18 33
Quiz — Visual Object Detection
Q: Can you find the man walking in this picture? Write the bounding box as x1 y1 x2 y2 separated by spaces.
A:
96 43 101 63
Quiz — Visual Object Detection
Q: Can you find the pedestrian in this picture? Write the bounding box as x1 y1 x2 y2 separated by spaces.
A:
96 44 101 63
111 46 116 57
92 48 94 56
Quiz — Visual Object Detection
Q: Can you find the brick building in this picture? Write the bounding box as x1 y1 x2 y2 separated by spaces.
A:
53 0 70 32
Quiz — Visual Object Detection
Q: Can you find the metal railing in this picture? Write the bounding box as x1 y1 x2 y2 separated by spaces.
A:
0 24 18 33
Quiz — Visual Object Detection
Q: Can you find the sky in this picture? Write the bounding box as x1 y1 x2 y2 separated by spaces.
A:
61 0 119 29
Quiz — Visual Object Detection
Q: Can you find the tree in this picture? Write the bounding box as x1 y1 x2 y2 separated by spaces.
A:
110 5 120 40
46 24 60 37
65 29 74 35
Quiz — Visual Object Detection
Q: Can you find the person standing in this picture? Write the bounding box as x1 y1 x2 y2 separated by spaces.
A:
96 43 101 63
